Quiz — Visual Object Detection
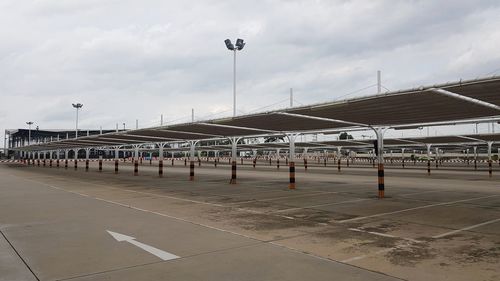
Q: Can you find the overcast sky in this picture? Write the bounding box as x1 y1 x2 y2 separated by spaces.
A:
1 0 500 144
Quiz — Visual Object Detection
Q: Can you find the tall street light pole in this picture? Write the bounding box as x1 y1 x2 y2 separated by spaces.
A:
224 38 245 117
72 103 83 138
26 121 34 145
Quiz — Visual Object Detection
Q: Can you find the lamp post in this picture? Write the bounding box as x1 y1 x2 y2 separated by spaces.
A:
26 121 34 145
72 103 83 138
224 38 245 117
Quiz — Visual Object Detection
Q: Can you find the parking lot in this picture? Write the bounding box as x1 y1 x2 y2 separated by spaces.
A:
1 160 499 281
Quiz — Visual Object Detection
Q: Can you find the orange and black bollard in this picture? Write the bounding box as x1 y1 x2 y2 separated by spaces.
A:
99 159 103 172
114 159 119 174
253 158 256 168
346 158 349 167
198 158 201 166
37 159 40 166
488 160 492 177
149 157 152 165
214 158 217 167
427 160 431 175
85 160 89 171
474 160 477 170
277 159 280 169
304 159 308 171
324 158 327 167
43 159 46 167
269 158 272 166
189 161 195 181
172 158 174 166
49 159 53 167
56 159 60 168
134 160 138 176
230 161 237 184
337 159 341 172
65 159 68 169
378 163 384 198
74 160 78 170
402 159 405 168
184 158 187 166
372 158 375 168
289 161 295 189
158 160 163 177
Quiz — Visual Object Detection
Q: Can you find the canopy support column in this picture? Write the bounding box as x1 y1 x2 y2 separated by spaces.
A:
426 144 432 175
85 148 90 171
230 137 241 184
487 142 493 177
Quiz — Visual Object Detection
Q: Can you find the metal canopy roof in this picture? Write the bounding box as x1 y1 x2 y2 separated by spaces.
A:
18 76 500 152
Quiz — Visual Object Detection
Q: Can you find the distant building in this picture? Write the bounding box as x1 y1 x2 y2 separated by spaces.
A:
3 129 117 158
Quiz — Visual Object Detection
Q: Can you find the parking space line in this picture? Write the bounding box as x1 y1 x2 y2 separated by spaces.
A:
348 228 422 243
432 218 500 239
399 190 446 197
272 198 371 213
228 191 340 205
339 195 500 223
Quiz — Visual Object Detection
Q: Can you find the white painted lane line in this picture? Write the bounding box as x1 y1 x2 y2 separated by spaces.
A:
230 191 340 205
432 218 500 239
272 198 371 213
399 190 446 197
107 231 179 261
348 228 422 244
339 195 500 223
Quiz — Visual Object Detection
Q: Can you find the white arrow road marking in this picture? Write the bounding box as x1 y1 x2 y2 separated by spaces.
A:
107 230 180 261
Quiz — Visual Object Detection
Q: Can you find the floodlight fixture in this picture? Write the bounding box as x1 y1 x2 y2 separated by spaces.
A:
224 39 234 50
235 38 245 50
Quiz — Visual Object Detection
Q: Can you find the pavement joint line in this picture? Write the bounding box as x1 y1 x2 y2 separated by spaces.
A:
338 194 500 223
0 228 41 281
271 198 372 213
432 217 500 239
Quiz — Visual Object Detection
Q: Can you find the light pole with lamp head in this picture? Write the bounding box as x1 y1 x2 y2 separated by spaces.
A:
26 121 34 145
72 103 83 138
224 38 245 117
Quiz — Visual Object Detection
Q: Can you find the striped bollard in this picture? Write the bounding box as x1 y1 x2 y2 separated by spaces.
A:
378 163 384 198
172 158 174 166
37 159 40 166
74 160 78 170
230 161 237 184
134 160 138 176
198 158 201 166
427 160 431 175
158 160 163 177
56 159 60 168
289 162 295 189
346 158 349 167
474 160 477 170
253 158 256 168
269 158 272 166
114 159 119 174
85 160 89 171
49 159 53 168
304 159 308 171
324 158 327 167
99 159 103 172
337 159 341 172
64 160 68 169
189 161 195 181
43 159 46 167
277 159 280 169
489 160 492 177
184 158 187 166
